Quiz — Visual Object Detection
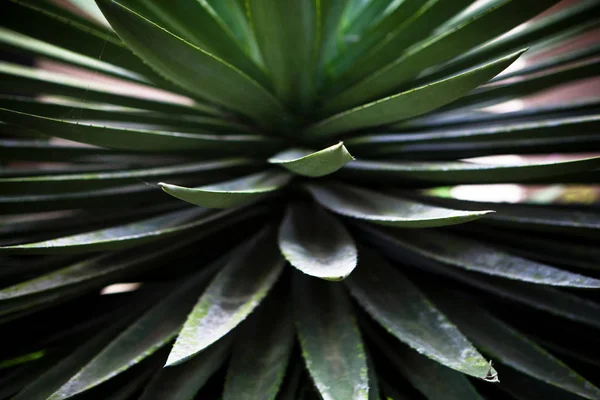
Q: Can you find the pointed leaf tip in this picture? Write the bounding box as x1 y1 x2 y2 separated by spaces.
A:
268 142 355 177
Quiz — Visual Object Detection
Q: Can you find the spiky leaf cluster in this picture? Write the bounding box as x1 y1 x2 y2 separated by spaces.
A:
1 0 600 399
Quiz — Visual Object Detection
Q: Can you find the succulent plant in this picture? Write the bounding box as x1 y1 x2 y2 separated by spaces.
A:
1 0 600 399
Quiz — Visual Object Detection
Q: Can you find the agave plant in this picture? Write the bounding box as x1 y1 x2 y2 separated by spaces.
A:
1 0 600 398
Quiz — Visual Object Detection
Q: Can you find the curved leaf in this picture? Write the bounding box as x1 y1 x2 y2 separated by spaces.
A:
347 249 492 379
310 50 524 136
47 263 221 400
160 170 292 209
0 108 281 154
0 61 215 115
293 273 369 400
0 206 255 254
247 0 317 108
325 0 558 110
96 0 289 125
278 202 357 281
268 142 355 177
498 368 584 400
223 291 294 400
363 320 485 400
139 336 232 400
341 156 600 184
166 227 284 366
306 182 493 228
358 224 600 330
428 290 600 400
385 228 600 287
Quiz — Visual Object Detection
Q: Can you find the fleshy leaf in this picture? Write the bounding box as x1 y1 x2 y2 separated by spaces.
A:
310 50 524 136
278 202 358 281
385 228 600 287
223 290 294 400
268 142 355 178
346 249 492 379
159 170 292 209
363 319 485 400
95 0 289 125
341 156 600 184
139 336 232 400
166 227 284 366
0 207 227 254
293 273 369 400
306 182 493 228
427 290 600 400
47 263 221 400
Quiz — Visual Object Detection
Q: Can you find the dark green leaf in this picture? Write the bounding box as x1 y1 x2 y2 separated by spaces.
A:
0 108 280 154
325 0 559 110
347 249 492 379
96 0 289 125
167 227 284 366
278 202 357 281
268 142 354 177
224 291 294 400
382 228 600 287
160 170 292 209
363 320 485 400
310 50 524 136
0 61 216 115
247 0 317 109
358 223 600 331
118 0 269 88
498 367 584 400
427 290 600 400
47 263 221 400
306 182 492 228
0 159 257 195
139 336 232 400
293 273 369 400
341 156 600 184
0 206 254 254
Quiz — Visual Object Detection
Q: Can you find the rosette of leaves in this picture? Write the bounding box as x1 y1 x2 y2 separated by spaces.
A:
1 0 600 399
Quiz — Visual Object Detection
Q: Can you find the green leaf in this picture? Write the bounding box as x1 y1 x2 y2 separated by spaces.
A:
305 182 493 228
247 0 317 109
166 227 284 366
325 0 559 110
381 228 600 287
347 249 492 379
363 320 485 400
96 0 289 125
160 170 292 209
427 290 600 400
47 263 221 400
139 336 232 400
0 159 257 195
358 223 600 331
223 291 294 400
0 208 258 300
340 156 600 184
268 142 355 177
118 0 269 88
0 61 216 115
347 114 600 156
278 202 357 281
293 273 369 400
11 301 150 400
330 0 471 87
310 50 524 137
0 108 281 154
0 27 146 84
0 206 255 254
2 0 152 77
0 95 252 133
